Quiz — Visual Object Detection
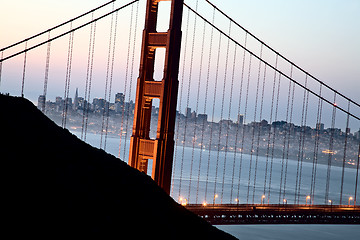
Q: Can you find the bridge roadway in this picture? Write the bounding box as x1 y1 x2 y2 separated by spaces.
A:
185 204 360 225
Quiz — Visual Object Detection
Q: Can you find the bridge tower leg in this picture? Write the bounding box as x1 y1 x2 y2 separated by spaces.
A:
129 0 183 194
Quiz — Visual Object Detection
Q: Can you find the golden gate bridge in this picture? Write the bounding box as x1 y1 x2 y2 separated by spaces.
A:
0 0 359 224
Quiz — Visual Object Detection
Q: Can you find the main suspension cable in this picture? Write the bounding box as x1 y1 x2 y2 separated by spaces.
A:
203 0 359 109
183 3 360 121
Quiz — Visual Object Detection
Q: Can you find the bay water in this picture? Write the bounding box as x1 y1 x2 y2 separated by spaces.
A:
72 131 359 239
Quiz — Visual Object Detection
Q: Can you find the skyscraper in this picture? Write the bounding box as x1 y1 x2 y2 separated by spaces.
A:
73 88 79 110
37 95 46 111
237 114 244 125
186 107 191 118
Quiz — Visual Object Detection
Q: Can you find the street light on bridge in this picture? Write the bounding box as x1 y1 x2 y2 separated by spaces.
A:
306 195 311 205
213 194 218 205
349 196 354 206
179 196 188 206
261 195 266 205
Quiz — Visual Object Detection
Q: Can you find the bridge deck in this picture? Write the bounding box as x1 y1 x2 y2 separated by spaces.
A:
185 204 360 225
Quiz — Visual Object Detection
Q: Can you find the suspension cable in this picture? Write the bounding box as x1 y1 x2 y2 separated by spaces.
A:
297 82 310 203
21 41 28 97
294 76 308 203
210 32 222 203
182 3 360 121
283 67 296 202
203 6 216 203
176 5 191 200
81 13 96 141
268 71 282 203
224 35 237 204
325 93 337 204
0 0 139 63
83 21 97 142
339 101 350 204
253 60 266 203
228 43 238 203
0 0 116 53
118 2 136 159
42 32 52 113
195 19 207 204
310 83 323 204
187 0 199 203
217 20 232 203
250 44 263 203
62 25 75 129
242 52 252 204
121 0 139 160
235 33 248 203
203 0 359 109
0 51 3 87
355 143 360 206
264 54 278 202
279 70 292 203
101 2 116 149
104 10 120 151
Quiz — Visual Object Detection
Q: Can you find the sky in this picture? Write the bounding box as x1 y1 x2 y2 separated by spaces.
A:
0 0 359 129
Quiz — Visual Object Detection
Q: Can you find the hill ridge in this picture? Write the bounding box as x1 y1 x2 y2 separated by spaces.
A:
0 94 237 239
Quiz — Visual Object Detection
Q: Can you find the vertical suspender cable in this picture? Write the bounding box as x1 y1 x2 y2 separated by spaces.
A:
217 21 232 203
283 70 296 202
176 6 191 200
268 72 282 203
104 10 120 151
250 44 263 203
62 24 75 129
186 0 199 203
355 143 360 205
228 44 238 203
195 20 207 204
210 32 222 203
123 0 139 157
325 93 337 204
235 33 248 203
84 21 97 142
119 1 139 160
279 69 292 203
295 75 308 203
265 54 278 203
297 80 310 202
0 51 3 88
21 41 28 97
82 13 96 141
310 83 323 204
224 37 238 203
339 101 350 204
203 7 216 203
42 32 52 113
118 3 135 159
253 61 266 203
242 52 252 204
101 2 116 149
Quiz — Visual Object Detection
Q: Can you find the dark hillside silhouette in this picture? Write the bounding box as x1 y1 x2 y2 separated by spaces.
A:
0 94 237 239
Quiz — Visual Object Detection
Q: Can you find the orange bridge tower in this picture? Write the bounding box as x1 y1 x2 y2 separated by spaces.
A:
129 0 183 194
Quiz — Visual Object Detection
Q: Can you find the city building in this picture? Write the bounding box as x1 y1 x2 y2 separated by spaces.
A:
197 114 208 123
316 123 324 132
73 88 79 110
186 107 192 118
237 114 244 125
37 95 45 111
